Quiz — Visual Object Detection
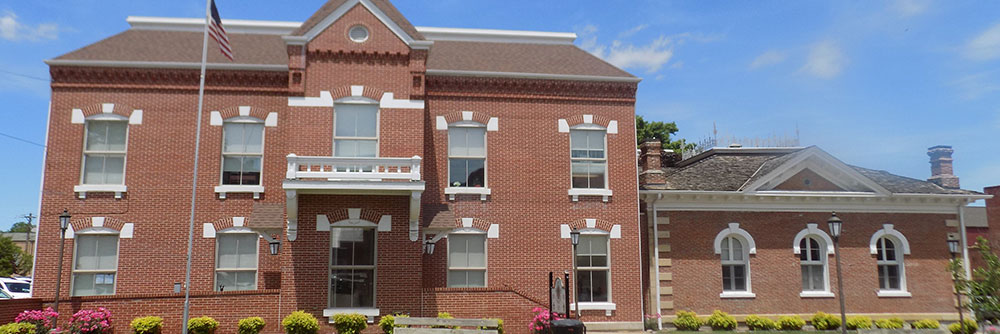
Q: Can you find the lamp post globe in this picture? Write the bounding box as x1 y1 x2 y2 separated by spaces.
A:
827 212 842 240
59 210 71 230
948 239 960 256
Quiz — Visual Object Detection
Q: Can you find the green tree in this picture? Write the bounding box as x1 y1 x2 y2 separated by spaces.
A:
9 222 34 233
635 115 694 153
0 235 31 276
969 237 1000 323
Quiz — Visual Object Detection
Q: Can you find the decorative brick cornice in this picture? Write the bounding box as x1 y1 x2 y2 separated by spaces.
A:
425 76 637 102
307 50 411 67
50 67 288 93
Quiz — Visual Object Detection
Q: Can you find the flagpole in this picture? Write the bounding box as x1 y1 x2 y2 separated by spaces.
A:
181 0 212 332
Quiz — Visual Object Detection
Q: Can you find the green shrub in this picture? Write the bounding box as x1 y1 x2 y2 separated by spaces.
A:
332 313 367 334
238 317 266 334
846 316 872 330
131 316 164 334
745 315 777 331
0 323 36 334
379 314 409 334
478 319 503 334
283 311 320 334
911 319 941 330
811 312 841 330
778 316 805 331
707 310 737 331
433 312 458 329
674 311 703 331
948 320 977 334
188 316 219 334
875 318 904 330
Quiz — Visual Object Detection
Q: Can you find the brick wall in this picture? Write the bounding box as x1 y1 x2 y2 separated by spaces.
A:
661 211 959 316
0 298 43 324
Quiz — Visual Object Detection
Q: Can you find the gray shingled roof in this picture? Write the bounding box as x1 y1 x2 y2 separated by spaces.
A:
54 30 289 65
426 41 634 78
647 147 981 195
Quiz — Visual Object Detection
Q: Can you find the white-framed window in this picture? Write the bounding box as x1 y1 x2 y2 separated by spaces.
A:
72 233 119 296
329 227 376 308
799 237 826 292
875 237 903 291
333 103 378 158
448 124 487 188
577 234 610 302
570 129 607 189
720 236 748 292
82 120 128 185
221 122 264 186
215 232 258 291
448 232 486 287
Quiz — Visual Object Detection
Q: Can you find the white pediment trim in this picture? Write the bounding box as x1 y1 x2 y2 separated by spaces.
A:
284 0 432 49
742 146 890 196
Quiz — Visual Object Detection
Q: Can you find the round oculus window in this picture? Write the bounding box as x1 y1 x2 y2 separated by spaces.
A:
349 25 369 43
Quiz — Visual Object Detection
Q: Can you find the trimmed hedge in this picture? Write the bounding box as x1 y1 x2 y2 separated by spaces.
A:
778 316 805 331
131 316 164 334
875 318 904 330
283 311 320 334
0 323 36 334
674 311 703 331
707 310 737 331
332 313 367 334
948 319 977 334
911 319 941 330
745 315 777 331
238 317 266 334
811 312 841 330
188 317 219 334
846 316 873 330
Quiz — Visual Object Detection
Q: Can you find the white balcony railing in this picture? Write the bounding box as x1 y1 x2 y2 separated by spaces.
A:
285 154 421 181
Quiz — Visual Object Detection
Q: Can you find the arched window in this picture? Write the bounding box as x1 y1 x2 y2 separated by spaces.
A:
714 223 755 297
869 224 910 297
793 224 833 296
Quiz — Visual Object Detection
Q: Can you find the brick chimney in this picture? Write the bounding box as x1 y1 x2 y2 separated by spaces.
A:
928 145 960 189
639 139 666 186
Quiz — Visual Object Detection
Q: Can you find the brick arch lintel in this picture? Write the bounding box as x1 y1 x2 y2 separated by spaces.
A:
330 85 386 102
66 217 134 239
451 218 499 239
566 218 616 232
557 114 619 134
71 103 143 125
316 208 392 232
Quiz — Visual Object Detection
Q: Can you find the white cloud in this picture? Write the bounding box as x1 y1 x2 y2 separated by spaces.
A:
965 22 1000 61
799 41 847 79
749 50 787 70
890 0 930 17
578 26 717 74
0 11 58 42
618 24 648 38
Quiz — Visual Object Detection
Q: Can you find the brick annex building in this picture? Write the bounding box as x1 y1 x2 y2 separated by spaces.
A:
638 143 990 326
33 0 642 332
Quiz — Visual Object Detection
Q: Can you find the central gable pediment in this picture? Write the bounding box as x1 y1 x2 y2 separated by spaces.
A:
285 0 430 51
743 146 890 195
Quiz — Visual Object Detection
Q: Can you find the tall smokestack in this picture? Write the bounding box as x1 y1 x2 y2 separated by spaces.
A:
927 145 960 189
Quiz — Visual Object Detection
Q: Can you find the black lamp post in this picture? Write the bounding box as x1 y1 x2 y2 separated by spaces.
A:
570 228 580 319
53 209 71 324
827 212 847 334
948 239 966 334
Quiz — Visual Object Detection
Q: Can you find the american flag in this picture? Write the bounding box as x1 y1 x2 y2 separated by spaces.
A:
208 0 233 61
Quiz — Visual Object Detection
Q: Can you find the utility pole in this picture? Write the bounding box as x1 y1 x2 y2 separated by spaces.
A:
22 213 36 256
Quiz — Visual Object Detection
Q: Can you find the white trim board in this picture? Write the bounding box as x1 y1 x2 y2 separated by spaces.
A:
415 26 575 45
425 69 641 83
127 16 301 35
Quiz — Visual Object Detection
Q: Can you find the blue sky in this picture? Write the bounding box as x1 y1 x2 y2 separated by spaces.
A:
1 0 998 229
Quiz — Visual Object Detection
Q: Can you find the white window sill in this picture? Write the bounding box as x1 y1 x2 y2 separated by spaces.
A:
568 188 612 202
445 187 491 201
877 290 912 298
571 302 616 316
720 291 756 299
215 185 264 199
74 184 127 199
800 291 835 298
324 308 379 323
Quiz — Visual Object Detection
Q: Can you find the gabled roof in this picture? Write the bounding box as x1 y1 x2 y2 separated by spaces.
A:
647 146 982 196
426 41 635 80
292 0 422 39
49 30 289 68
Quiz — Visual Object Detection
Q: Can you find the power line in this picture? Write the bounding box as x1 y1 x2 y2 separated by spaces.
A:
0 69 49 82
0 132 45 148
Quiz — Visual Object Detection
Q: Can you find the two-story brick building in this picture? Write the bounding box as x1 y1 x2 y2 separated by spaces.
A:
33 0 642 332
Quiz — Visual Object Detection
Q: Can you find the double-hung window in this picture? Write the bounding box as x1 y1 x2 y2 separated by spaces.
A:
333 104 378 158
799 237 825 292
215 232 258 291
83 121 128 185
570 129 607 189
720 236 748 292
448 126 486 187
875 237 902 291
448 233 486 287
72 234 119 296
222 123 264 186
576 234 610 302
329 228 376 308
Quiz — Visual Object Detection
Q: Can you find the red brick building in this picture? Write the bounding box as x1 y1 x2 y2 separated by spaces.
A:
638 143 990 327
33 1 642 332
